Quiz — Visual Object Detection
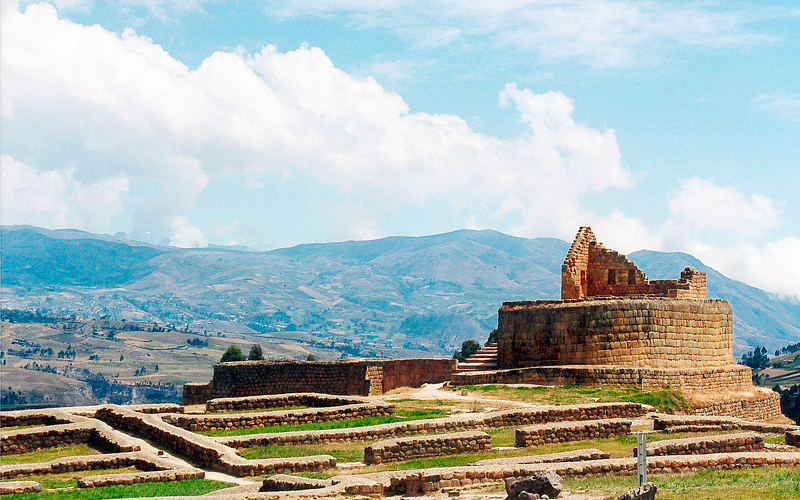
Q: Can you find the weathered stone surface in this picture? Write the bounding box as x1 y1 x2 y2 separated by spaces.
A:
618 481 657 500
516 419 631 447
635 432 764 457
218 402 650 449
260 474 331 491
364 431 491 465
0 481 42 495
183 358 457 404
505 471 563 499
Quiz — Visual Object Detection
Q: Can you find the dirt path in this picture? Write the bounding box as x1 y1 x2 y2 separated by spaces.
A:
381 382 538 408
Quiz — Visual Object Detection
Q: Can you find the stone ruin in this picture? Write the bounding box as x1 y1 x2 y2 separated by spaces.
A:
460 226 783 421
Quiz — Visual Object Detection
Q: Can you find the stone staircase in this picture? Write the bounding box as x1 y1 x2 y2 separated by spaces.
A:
453 343 498 374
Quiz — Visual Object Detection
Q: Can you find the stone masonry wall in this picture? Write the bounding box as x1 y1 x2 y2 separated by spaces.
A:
515 419 631 447
204 393 374 413
687 390 785 422
450 364 753 392
219 402 650 449
561 226 706 300
636 432 764 457
182 358 456 405
364 431 491 465
498 297 732 369
165 402 395 432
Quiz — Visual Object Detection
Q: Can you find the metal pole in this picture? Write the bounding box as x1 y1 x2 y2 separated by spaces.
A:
636 432 647 487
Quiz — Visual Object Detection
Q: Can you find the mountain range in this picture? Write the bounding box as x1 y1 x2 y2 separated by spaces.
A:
3 225 800 358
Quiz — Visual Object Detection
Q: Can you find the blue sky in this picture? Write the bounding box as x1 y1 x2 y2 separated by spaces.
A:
2 0 799 298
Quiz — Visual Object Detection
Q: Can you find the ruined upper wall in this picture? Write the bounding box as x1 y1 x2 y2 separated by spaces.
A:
561 227 706 300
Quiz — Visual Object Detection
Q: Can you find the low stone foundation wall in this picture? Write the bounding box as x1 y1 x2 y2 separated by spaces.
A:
261 474 331 492
219 402 650 449
205 393 375 413
474 448 610 466
0 409 74 429
636 432 764 457
653 414 797 434
686 390 785 422
376 452 800 496
364 431 491 465
515 419 631 447
77 468 204 488
0 420 141 456
0 481 42 495
450 364 753 392
0 452 171 480
165 402 395 432
94 405 335 477
786 430 800 447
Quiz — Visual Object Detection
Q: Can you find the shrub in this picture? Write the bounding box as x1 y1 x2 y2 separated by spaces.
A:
220 345 245 363
248 344 264 361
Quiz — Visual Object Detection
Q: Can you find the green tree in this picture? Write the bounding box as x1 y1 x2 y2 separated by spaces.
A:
453 339 481 362
220 345 245 363
740 345 769 370
248 344 264 361
307 353 317 361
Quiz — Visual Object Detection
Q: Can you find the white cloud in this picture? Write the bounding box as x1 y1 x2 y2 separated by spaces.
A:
754 93 800 122
667 177 781 238
690 237 800 300
270 0 783 67
0 154 129 231
2 3 632 244
169 215 207 248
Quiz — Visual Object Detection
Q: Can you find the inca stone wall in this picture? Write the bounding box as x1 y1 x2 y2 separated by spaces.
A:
498 297 733 369
182 358 456 405
164 401 395 432
561 226 706 300
451 363 753 392
515 419 631 447
363 431 491 464
635 432 764 457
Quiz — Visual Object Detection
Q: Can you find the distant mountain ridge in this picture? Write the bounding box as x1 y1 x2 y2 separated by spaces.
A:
2 225 799 357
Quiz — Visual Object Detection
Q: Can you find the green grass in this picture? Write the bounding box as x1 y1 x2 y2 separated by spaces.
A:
241 444 363 462
449 384 689 413
197 408 446 437
1 478 233 500
0 467 140 488
0 444 100 465
0 425 41 431
563 466 800 500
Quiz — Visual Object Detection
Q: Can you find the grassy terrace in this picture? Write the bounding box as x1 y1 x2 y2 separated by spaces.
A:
447 384 690 413
565 467 800 500
197 406 448 437
0 467 140 486
0 444 100 466
1 478 234 500
243 422 785 470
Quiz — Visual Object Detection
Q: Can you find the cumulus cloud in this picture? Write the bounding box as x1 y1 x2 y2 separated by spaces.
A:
169 215 207 248
1 155 129 231
666 177 781 239
2 2 632 244
689 237 800 300
655 177 800 298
